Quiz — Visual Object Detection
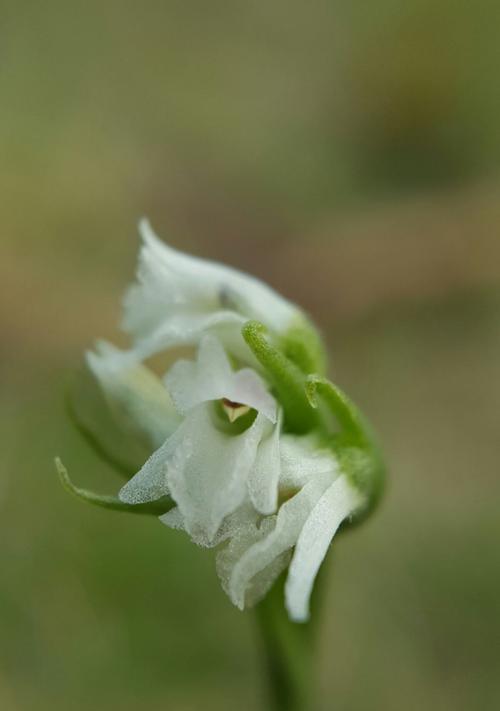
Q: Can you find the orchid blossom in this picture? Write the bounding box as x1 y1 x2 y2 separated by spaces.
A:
58 222 384 628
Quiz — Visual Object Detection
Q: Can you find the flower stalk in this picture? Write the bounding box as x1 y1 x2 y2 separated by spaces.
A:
256 573 316 711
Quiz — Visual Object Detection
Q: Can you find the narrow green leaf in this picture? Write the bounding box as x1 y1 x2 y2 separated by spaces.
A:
255 571 314 711
55 458 174 516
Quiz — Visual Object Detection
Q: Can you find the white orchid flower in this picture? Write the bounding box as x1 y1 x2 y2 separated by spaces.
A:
59 222 384 627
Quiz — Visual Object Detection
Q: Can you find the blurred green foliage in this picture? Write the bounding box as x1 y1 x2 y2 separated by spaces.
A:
1 1 500 709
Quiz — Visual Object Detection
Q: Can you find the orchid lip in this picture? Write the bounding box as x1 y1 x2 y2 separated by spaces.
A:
221 398 252 423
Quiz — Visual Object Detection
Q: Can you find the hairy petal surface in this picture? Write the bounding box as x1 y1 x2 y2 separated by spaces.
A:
161 500 259 549
217 513 293 609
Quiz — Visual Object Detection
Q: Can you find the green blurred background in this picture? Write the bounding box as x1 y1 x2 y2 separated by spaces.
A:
1 1 500 709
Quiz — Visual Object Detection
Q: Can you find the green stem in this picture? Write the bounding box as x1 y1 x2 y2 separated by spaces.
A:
255 583 313 710
254 566 328 711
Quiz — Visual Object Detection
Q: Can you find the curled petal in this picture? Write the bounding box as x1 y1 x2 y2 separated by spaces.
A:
285 475 364 622
223 469 335 610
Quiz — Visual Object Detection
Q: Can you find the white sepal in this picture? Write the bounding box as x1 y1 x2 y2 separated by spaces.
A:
122 220 300 358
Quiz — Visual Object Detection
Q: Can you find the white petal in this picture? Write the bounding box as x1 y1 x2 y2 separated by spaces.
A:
159 505 184 532
167 407 269 543
161 500 258 549
247 410 282 514
86 341 180 448
216 513 292 609
122 219 300 351
166 335 276 421
120 404 269 544
279 434 339 490
165 334 233 413
230 368 277 423
225 469 335 610
285 475 364 623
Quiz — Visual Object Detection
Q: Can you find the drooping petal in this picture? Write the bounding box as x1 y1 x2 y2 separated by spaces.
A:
222 469 335 610
166 335 276 421
122 220 300 356
120 404 270 544
285 475 364 622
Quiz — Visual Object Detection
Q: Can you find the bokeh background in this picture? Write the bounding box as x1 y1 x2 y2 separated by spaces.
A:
1 1 500 709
